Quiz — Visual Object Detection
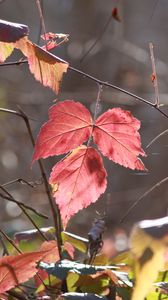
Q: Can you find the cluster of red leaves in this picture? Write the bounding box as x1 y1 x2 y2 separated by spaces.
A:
32 100 146 226
0 240 68 294
0 18 146 227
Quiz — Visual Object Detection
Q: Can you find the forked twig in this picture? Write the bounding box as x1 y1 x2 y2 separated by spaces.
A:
2 178 35 188
0 185 48 241
0 59 168 119
0 228 22 253
0 192 48 219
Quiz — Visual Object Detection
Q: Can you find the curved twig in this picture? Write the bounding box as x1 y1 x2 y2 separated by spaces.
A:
120 176 168 223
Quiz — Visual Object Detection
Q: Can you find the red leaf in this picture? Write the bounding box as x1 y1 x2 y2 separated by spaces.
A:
41 40 58 51
49 146 107 227
32 100 93 163
0 239 67 293
112 7 121 22
0 252 45 293
15 37 68 94
39 240 59 263
0 19 28 42
41 32 68 41
93 108 146 170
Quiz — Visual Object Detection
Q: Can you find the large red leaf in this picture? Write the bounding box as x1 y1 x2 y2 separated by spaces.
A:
49 146 107 227
32 100 93 163
0 251 45 293
15 37 68 94
93 108 146 170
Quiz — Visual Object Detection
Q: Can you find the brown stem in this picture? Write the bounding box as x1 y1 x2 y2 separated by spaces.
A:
7 290 28 300
0 59 168 119
0 228 22 253
149 42 160 107
0 235 9 255
0 106 63 257
0 192 48 219
18 107 63 257
2 178 37 188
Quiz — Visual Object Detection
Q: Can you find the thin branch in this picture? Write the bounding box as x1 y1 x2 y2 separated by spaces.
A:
7 290 28 300
0 228 22 253
0 192 48 219
0 186 48 241
93 83 103 121
146 129 168 148
120 177 168 223
149 42 160 107
0 235 9 255
15 106 62 257
37 0 44 44
35 0 47 47
0 106 63 255
0 59 168 118
2 177 43 188
87 84 103 147
80 14 112 63
0 59 28 67
2 178 34 188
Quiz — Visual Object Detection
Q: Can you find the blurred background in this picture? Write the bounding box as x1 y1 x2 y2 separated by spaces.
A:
0 0 168 253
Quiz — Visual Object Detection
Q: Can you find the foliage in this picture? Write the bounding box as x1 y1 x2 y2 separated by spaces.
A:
0 8 168 300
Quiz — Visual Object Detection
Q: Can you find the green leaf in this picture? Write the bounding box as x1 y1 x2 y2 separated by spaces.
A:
66 273 80 292
62 231 88 253
110 250 133 266
75 274 109 295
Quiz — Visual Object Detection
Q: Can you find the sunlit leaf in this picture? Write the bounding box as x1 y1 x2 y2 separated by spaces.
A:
15 37 68 94
130 217 168 300
93 108 146 170
62 231 88 253
0 251 46 293
32 100 92 162
49 146 107 227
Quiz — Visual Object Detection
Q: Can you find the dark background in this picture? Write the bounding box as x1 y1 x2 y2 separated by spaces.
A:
0 0 168 250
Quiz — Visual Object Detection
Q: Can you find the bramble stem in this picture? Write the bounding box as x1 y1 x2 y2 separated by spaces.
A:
1 59 168 119
0 107 63 258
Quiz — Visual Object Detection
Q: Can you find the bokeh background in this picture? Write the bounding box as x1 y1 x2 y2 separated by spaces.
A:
0 0 168 253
